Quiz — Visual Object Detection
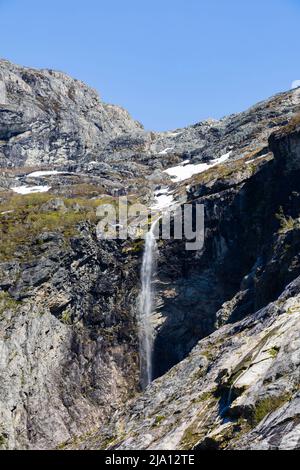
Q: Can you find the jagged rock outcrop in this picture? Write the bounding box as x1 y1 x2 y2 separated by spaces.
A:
0 59 300 450
0 59 144 168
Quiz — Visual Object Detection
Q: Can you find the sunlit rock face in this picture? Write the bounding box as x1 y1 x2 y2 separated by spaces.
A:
0 59 145 169
0 59 300 450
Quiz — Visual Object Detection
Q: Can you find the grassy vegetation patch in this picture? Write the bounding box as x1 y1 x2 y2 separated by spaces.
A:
0 433 7 448
287 305 300 315
251 394 291 426
268 347 280 358
123 239 145 254
0 192 118 260
0 291 20 317
188 153 266 190
180 423 202 449
199 391 215 402
276 113 300 136
57 183 106 199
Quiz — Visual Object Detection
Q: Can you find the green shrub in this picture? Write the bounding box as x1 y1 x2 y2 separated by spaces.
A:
154 415 166 425
268 347 280 358
60 309 72 325
276 207 296 233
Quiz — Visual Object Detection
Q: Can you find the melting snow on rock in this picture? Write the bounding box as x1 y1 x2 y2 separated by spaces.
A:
26 170 65 177
12 185 51 195
158 147 174 155
151 187 175 211
163 151 232 182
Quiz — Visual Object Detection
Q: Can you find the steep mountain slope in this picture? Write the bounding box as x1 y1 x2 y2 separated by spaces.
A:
73 118 300 450
0 59 300 450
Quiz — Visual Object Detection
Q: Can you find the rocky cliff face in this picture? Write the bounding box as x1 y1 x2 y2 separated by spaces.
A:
0 59 143 167
0 224 142 449
74 119 300 451
0 59 300 450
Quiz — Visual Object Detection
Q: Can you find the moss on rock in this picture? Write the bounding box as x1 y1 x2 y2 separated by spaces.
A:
251 394 291 426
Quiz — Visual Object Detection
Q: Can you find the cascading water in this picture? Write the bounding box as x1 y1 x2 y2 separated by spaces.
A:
138 187 175 389
139 221 158 389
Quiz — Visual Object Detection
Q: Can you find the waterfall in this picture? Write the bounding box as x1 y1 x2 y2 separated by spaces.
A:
139 221 158 389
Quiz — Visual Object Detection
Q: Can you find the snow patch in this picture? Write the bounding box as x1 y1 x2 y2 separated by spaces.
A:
164 151 232 182
180 160 190 166
151 187 174 211
27 170 64 177
291 80 300 90
166 131 182 137
12 185 51 195
158 147 174 155
245 153 269 165
155 187 169 195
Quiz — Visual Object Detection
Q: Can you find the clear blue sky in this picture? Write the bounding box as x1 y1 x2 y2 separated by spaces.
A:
0 0 299 130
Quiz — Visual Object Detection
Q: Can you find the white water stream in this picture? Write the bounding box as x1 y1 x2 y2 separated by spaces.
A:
138 151 232 388
139 221 158 389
